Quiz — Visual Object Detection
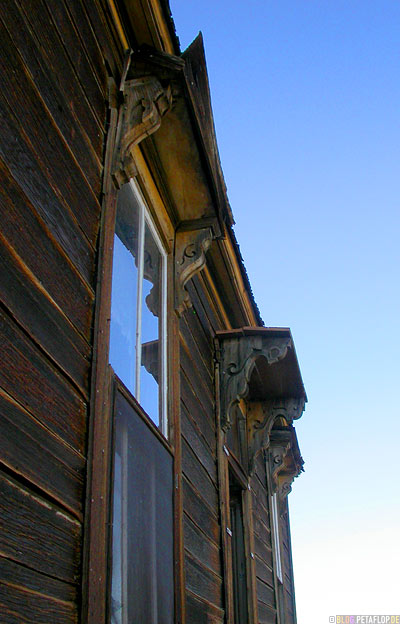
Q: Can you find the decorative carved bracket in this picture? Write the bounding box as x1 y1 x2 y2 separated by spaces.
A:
113 75 173 187
174 218 219 315
268 428 304 500
218 332 291 431
247 398 305 473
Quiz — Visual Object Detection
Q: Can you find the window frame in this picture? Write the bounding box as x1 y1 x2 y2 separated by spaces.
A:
109 178 168 437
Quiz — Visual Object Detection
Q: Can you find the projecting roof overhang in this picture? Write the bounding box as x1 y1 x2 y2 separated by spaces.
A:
216 327 306 476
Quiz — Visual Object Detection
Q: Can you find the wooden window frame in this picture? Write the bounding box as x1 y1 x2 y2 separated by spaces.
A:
109 178 168 435
82 106 183 621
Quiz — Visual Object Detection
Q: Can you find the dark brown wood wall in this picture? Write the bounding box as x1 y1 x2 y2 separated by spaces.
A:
0 0 121 620
251 454 277 624
180 276 225 624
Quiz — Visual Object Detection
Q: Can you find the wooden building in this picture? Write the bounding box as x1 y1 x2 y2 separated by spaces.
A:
0 1 306 622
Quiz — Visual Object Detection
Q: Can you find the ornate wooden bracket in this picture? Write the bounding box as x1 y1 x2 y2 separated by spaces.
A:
268 428 304 500
113 75 173 187
217 332 291 431
247 398 305 474
174 218 219 315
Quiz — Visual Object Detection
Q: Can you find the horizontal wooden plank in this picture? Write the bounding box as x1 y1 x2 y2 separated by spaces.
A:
183 514 221 577
0 160 94 340
184 281 215 340
254 533 273 569
181 304 213 369
182 477 220 546
255 555 274 588
0 307 86 454
0 472 81 584
0 40 101 248
81 0 122 79
0 233 90 395
252 510 272 549
0 388 85 517
0 557 77 623
182 438 218 513
191 275 222 334
0 110 93 285
185 588 224 624
257 600 277 624
184 552 223 609
0 5 102 195
62 0 108 94
180 373 216 453
256 578 276 610
41 0 105 120
250 472 269 510
180 315 212 386
0 580 77 623
5 0 104 146
180 344 214 416
181 406 217 485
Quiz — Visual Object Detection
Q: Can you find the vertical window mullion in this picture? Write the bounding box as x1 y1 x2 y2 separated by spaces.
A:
160 252 167 437
135 189 145 401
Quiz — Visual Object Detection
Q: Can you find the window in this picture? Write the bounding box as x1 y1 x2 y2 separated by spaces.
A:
110 389 174 624
108 179 173 624
229 471 248 624
109 179 167 434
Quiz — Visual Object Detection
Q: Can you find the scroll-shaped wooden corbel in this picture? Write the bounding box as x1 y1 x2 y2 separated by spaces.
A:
174 217 219 315
113 75 173 187
217 330 292 432
268 428 304 500
216 327 306 474
247 397 305 474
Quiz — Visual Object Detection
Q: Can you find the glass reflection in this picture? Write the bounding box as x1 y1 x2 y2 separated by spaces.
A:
141 222 162 424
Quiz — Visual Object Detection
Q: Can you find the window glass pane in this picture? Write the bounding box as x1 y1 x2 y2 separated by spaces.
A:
110 391 174 624
109 184 140 397
140 221 163 425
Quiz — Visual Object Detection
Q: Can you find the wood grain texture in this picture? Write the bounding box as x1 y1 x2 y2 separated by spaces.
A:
0 3 102 195
182 477 220 545
0 47 101 249
180 376 216 453
0 388 85 517
0 307 86 454
184 552 223 609
0 106 94 285
182 438 218 512
257 600 277 624
0 557 77 624
0 234 90 395
0 160 94 340
5 0 104 146
183 514 221 577
185 589 224 624
181 406 217 485
0 472 81 583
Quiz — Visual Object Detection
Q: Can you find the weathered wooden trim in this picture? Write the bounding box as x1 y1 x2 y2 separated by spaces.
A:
82 81 119 623
106 0 129 50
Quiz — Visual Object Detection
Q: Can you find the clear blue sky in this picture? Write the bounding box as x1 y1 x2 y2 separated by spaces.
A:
171 1 400 620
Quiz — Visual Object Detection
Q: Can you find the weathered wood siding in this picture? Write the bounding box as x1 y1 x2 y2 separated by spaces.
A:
180 276 225 624
251 453 277 624
280 500 297 624
0 0 119 619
